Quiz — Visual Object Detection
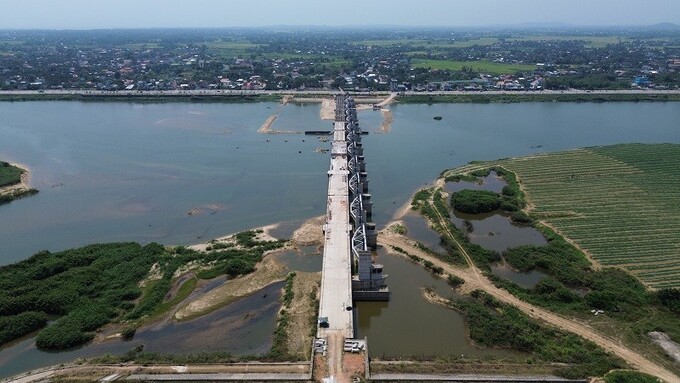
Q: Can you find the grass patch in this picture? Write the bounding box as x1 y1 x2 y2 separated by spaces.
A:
448 290 624 379
411 59 535 74
603 370 661 383
498 144 680 288
0 161 24 187
0 229 285 350
270 272 296 360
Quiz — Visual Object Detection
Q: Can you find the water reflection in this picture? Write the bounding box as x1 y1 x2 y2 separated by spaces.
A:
401 212 446 254
452 213 548 253
275 250 322 273
490 264 548 289
444 171 506 194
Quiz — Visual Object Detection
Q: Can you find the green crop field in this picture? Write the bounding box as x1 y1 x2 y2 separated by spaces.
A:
411 59 535 74
507 35 628 48
495 144 680 289
353 37 499 48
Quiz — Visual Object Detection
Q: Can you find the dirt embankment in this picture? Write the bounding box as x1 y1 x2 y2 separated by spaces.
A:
375 92 398 107
257 98 303 134
378 229 680 383
320 98 335 120
257 114 278 133
292 215 325 246
286 271 321 358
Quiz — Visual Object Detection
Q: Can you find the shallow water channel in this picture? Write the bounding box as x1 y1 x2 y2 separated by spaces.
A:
407 172 551 291
0 281 284 379
356 249 508 358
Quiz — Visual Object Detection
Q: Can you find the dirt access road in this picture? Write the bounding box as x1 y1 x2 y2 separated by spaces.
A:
379 209 680 383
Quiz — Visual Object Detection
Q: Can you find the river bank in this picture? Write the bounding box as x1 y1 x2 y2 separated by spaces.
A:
0 162 38 205
2 89 680 104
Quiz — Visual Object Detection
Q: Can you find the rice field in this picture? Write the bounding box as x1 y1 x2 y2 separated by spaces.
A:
411 59 535 74
495 144 680 289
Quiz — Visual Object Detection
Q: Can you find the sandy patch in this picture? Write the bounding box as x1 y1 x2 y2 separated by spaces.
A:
292 216 325 246
0 162 32 196
174 256 286 321
392 199 414 221
320 98 335 120
378 108 393 133
188 223 281 253
258 114 278 134
375 92 398 107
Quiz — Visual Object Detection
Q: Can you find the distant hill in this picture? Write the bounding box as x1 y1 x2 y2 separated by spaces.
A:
646 22 680 30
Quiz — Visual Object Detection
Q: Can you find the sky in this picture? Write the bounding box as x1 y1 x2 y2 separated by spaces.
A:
1 0 680 29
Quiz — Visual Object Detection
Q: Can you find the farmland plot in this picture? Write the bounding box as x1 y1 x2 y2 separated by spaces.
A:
496 144 680 289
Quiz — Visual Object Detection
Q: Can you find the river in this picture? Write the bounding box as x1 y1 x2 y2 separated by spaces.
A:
0 100 678 376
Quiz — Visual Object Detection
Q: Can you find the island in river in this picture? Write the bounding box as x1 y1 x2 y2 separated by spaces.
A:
0 161 38 205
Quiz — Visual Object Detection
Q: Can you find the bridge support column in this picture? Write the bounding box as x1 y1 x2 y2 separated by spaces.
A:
358 157 366 172
362 193 373 219
366 222 377 250
360 172 369 194
357 250 373 282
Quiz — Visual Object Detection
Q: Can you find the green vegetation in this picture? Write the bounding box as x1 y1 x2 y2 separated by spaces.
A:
0 312 48 345
0 161 23 187
603 370 661 383
433 148 680 377
447 274 465 288
448 290 624 379
0 188 38 205
412 188 496 268
93 349 253 364
0 230 286 350
390 223 407 235
270 272 296 360
353 38 499 48
411 59 535 75
496 144 680 289
450 190 502 214
0 161 39 205
0 243 165 349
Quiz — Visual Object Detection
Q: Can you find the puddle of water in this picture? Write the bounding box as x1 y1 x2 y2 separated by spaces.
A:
490 263 549 289
452 213 548 254
401 212 447 254
444 171 507 194
268 219 307 240
199 275 229 294
275 250 322 273
445 172 551 289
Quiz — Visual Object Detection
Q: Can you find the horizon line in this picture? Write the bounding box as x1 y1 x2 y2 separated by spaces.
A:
1 22 679 32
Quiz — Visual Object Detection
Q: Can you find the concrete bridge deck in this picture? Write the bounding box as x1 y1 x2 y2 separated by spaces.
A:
317 119 354 339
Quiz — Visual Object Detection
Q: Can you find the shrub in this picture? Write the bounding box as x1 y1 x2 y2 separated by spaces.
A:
451 189 502 214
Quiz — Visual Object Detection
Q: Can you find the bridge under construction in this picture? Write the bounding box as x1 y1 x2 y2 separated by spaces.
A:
316 94 388 382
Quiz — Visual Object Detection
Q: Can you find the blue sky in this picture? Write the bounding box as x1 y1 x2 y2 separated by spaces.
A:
1 0 679 29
